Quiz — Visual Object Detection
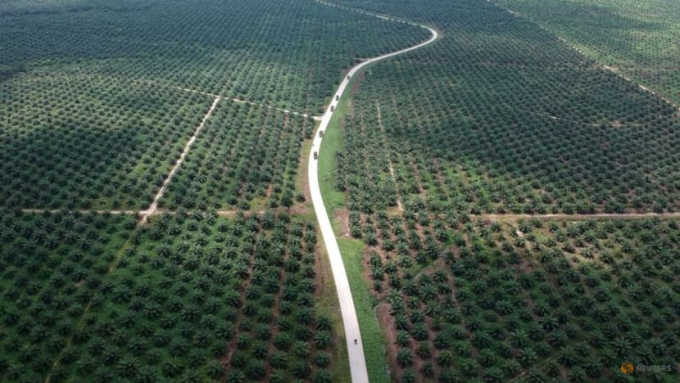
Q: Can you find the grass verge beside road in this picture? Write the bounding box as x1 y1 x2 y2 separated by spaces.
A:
318 72 391 383
338 237 391 383
316 233 351 383
317 103 347 214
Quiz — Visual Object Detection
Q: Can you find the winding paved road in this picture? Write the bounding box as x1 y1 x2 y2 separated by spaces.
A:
307 10 438 383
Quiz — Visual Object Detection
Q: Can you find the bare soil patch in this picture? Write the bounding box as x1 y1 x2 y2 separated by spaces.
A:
315 244 332 297
334 208 351 237
350 71 366 97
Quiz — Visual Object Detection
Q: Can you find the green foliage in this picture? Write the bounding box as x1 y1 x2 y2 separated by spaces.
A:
71 214 330 381
0 0 430 210
497 0 680 104
363 215 680 381
1 0 429 113
0 210 134 381
0 76 210 209
161 102 310 210
332 0 680 215
0 209 336 381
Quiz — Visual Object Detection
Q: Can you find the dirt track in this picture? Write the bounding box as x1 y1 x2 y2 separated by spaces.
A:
477 212 680 222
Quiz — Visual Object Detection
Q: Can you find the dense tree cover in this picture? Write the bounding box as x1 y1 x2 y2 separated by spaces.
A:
0 0 152 16
363 214 680 382
56 212 332 382
1 0 429 113
325 0 680 380
161 102 310 210
0 209 335 381
1 0 432 210
496 0 680 105
0 73 211 209
0 210 135 381
335 101 400 215
333 0 680 215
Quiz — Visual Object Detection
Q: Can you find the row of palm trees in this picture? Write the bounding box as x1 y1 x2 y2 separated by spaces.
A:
0 209 336 382
494 0 680 105
367 215 679 382
0 210 136 382
2 0 429 114
333 0 680 216
161 101 308 211
0 73 210 210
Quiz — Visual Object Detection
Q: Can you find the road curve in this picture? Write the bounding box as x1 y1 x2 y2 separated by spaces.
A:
308 12 438 383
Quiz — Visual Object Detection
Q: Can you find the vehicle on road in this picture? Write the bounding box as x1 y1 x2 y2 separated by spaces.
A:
313 151 318 160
